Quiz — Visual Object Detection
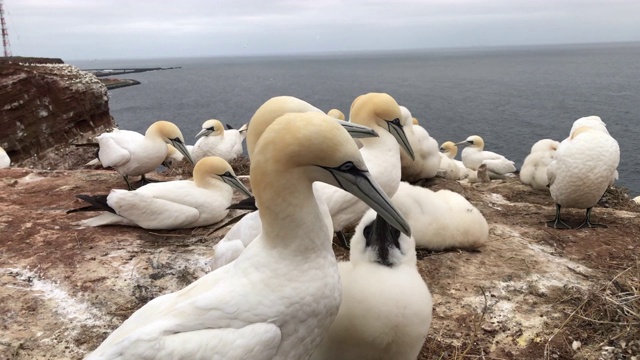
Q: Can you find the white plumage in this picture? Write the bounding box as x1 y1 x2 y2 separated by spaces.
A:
439 141 471 180
318 93 414 234
84 112 410 360
73 157 251 230
457 135 516 179
0 146 10 168
392 182 488 250
327 108 346 120
96 121 193 189
311 210 432 360
546 117 620 229
398 107 440 182
519 139 560 190
191 119 247 163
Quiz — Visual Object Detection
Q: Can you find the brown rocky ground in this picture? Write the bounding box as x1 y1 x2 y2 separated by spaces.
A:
0 152 638 360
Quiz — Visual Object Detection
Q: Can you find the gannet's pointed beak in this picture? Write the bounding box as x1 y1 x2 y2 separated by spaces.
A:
170 138 194 164
455 140 469 146
321 162 410 237
195 128 214 140
387 118 414 160
336 120 379 139
220 172 253 198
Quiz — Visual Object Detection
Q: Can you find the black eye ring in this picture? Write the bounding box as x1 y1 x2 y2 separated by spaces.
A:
340 162 354 172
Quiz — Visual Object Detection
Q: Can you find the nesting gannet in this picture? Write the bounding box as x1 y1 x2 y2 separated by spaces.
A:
96 121 194 189
392 182 488 250
317 93 414 242
0 146 10 168
327 108 346 120
210 95 378 270
398 107 440 182
69 157 251 230
546 120 620 229
519 139 560 190
84 112 410 360
633 196 640 205
190 119 247 163
310 210 432 360
456 135 516 179
438 141 470 180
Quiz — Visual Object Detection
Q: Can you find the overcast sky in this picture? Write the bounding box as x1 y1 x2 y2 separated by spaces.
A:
5 0 640 60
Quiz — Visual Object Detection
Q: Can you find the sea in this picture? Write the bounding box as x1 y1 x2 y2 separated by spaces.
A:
69 42 640 196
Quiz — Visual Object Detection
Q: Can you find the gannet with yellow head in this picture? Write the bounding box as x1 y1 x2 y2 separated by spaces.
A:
69 156 251 229
96 120 194 189
84 112 409 360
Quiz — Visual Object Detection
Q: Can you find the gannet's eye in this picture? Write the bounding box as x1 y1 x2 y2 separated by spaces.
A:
339 162 355 172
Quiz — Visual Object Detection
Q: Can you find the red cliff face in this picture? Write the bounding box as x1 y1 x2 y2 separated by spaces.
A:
0 59 115 165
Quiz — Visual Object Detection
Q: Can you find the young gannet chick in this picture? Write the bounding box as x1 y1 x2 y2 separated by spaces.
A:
327 108 346 120
191 119 247 163
0 146 10 168
311 210 432 360
96 121 194 189
211 95 378 270
520 139 560 190
456 135 516 179
546 122 620 229
69 157 251 230
398 107 440 182
438 141 470 180
84 112 410 360
392 182 488 250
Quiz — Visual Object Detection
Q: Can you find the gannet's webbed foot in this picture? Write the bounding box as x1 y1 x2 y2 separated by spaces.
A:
576 207 607 229
336 231 350 249
139 174 162 187
546 204 572 229
122 175 136 190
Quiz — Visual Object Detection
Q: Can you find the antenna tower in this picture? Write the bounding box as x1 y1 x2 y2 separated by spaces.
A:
0 0 11 57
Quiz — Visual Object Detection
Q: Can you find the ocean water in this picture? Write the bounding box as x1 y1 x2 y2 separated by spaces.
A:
70 42 640 195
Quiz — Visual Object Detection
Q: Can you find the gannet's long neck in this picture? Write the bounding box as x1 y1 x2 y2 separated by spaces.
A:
254 167 332 255
360 126 402 196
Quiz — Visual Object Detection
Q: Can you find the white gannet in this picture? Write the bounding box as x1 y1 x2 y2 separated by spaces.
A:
318 93 414 245
84 112 410 360
210 95 378 270
546 119 620 229
398 107 440 182
570 115 610 136
69 156 252 230
633 196 640 205
392 182 488 250
456 135 516 179
327 108 346 120
438 141 470 180
311 210 432 360
87 144 184 168
519 139 560 190
0 146 10 168
190 119 247 163
96 121 194 189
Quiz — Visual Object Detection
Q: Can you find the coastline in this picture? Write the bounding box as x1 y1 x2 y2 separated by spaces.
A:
99 78 141 90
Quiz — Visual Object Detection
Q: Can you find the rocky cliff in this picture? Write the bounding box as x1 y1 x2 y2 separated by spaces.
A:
0 58 115 167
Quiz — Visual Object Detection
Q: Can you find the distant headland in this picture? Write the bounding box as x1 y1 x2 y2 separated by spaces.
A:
84 66 182 90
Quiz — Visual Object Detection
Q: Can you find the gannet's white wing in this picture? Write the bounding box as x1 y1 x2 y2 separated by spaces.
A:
97 135 132 168
108 189 200 229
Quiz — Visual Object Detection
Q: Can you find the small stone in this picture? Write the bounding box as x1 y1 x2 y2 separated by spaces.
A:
572 340 581 351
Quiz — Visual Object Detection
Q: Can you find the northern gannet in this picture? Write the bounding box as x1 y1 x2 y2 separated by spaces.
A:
84 112 409 360
191 119 247 163
0 146 10 168
69 156 251 230
318 93 414 243
96 121 194 189
311 210 432 360
438 141 470 180
398 107 440 182
546 119 620 229
392 182 488 250
456 135 516 179
210 95 378 269
327 108 346 120
520 139 560 190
